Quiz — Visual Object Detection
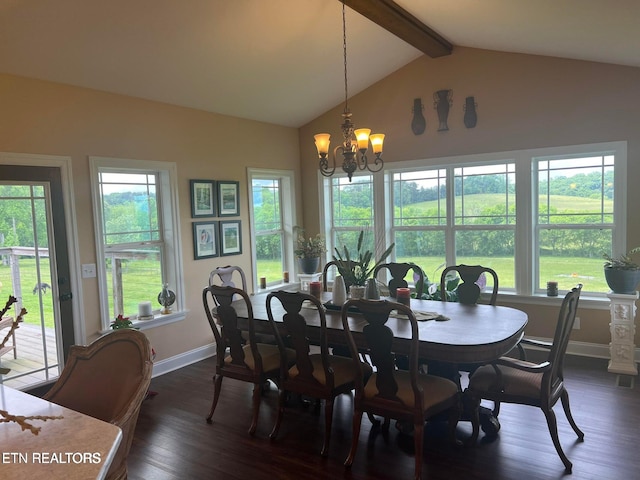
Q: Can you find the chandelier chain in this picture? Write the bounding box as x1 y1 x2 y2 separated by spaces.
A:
342 1 349 111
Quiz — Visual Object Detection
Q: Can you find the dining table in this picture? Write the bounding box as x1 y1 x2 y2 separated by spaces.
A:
239 291 528 365
0 384 122 480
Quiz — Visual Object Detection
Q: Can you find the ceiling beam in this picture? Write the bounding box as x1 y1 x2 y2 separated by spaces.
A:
342 0 453 58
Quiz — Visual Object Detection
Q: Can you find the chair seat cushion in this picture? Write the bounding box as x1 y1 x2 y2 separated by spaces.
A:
469 362 542 398
289 354 372 388
364 370 458 409
225 343 295 372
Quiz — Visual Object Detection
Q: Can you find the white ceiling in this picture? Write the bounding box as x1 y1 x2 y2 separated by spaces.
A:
1 0 639 128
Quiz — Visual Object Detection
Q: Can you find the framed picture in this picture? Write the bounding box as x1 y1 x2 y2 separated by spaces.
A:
190 179 216 218
193 221 219 259
217 180 240 216
219 220 242 256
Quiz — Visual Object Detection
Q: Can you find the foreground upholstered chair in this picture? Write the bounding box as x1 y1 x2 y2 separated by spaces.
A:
44 328 153 480
466 284 584 473
341 298 460 480
373 262 424 298
266 290 371 456
203 285 290 435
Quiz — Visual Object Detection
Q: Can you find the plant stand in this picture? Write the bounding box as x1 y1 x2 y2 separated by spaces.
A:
607 292 638 388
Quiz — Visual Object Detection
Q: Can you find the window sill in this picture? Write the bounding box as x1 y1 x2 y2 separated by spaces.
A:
497 292 610 310
100 309 188 334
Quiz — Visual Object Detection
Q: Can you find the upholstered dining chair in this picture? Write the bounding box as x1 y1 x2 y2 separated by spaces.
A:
203 285 293 435
373 262 424 298
465 284 584 473
209 264 247 290
43 328 153 480
266 290 372 456
341 298 461 480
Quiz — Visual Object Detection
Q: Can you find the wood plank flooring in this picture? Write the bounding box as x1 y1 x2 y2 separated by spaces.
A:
128 354 639 480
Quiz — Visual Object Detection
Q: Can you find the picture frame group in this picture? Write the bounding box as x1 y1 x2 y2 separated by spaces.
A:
193 220 242 259
190 179 239 218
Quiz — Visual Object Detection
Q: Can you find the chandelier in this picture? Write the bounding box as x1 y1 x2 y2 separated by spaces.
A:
314 1 385 182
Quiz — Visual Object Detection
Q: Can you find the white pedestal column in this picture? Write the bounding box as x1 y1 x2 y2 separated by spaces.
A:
607 292 638 387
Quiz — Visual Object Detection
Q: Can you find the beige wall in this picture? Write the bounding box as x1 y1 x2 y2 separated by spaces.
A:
299 47 640 348
0 73 301 360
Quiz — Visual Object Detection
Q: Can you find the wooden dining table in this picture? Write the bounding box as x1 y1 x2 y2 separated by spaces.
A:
0 385 122 480
239 291 528 365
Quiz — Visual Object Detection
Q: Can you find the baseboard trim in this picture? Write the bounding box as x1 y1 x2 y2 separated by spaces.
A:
151 340 639 378
151 343 217 378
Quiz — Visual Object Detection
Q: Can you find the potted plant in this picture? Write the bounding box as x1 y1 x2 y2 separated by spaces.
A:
294 226 326 274
603 247 640 294
333 230 395 298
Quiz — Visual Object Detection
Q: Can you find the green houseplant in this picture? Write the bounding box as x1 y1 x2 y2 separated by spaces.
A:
294 226 326 274
333 230 395 292
603 247 640 294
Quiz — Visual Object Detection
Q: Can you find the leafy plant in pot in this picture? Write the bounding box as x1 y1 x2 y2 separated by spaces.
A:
333 230 395 299
294 226 327 274
603 247 640 294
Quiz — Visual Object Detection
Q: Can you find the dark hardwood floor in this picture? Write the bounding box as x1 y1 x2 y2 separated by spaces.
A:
128 354 638 479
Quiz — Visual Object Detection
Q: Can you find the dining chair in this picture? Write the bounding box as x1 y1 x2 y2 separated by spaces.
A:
440 264 499 305
266 290 372 456
203 284 294 435
373 262 424 298
341 298 461 480
209 264 247 290
43 328 153 480
322 259 360 292
465 284 584 473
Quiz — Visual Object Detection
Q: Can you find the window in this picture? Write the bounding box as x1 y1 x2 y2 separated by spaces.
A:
248 169 295 289
535 154 614 293
90 157 184 329
320 141 626 297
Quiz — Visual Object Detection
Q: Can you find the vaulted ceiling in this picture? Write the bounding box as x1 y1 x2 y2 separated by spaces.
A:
1 0 639 128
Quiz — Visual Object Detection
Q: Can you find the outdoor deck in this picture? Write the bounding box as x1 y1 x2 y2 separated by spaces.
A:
0 322 59 389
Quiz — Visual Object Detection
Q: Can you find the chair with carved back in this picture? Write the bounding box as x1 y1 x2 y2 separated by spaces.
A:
322 260 358 292
43 329 153 480
341 298 461 480
373 262 424 298
465 284 584 473
209 264 247 291
202 285 294 435
266 290 372 456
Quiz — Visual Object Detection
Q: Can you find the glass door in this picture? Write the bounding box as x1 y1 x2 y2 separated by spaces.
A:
0 165 75 389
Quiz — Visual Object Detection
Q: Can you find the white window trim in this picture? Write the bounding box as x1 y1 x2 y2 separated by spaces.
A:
318 141 627 307
89 156 186 331
247 168 296 291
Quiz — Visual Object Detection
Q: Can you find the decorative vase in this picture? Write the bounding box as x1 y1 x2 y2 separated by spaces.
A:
332 275 347 306
463 96 477 128
158 283 176 314
411 98 426 135
298 257 320 274
349 285 366 300
365 278 380 300
604 268 640 294
434 89 452 132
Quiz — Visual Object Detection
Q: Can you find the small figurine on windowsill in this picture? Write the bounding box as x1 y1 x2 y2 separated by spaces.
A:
158 283 176 314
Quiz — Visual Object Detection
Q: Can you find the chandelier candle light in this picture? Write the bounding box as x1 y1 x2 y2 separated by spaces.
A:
314 1 385 182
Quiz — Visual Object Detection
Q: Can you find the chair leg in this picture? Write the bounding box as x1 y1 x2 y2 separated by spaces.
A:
344 409 363 468
492 400 501 417
206 374 223 424
542 407 573 473
321 397 334 457
413 421 424 480
269 387 287 440
248 382 262 436
560 389 585 440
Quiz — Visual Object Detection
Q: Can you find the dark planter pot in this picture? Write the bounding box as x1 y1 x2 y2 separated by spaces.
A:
298 257 320 274
604 268 640 294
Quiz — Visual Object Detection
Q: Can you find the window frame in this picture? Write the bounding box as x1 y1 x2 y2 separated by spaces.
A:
247 168 296 291
90 156 185 331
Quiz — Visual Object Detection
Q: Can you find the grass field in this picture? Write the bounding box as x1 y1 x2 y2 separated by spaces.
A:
258 255 608 292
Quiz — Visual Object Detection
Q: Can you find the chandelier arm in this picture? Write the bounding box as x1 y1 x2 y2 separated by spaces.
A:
319 151 336 178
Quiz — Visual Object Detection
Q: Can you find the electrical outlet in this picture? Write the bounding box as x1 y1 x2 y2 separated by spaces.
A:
81 263 96 278
573 316 580 330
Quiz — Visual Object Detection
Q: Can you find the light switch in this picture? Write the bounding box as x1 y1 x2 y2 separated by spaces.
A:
81 263 96 278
